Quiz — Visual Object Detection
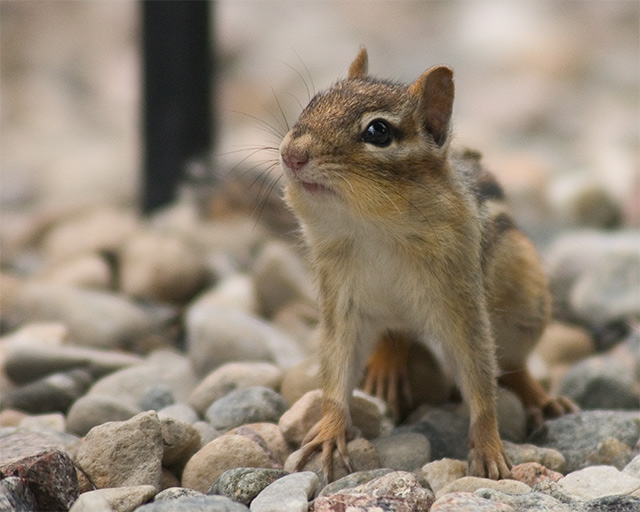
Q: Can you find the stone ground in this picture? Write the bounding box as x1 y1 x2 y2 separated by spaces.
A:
1 2 639 511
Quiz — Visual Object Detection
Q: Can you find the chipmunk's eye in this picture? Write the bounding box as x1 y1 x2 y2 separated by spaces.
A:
362 119 392 147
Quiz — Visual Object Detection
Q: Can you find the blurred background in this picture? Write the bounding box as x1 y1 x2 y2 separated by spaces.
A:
1 0 638 255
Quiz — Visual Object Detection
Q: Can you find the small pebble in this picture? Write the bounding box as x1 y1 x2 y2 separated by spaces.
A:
138 495 250 512
430 491 515 511
372 432 431 471
69 485 157 512
204 386 288 432
249 471 318 512
436 476 531 499
209 467 288 506
558 465 640 500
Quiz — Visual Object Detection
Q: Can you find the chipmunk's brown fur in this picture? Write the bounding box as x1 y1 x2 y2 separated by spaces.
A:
279 47 576 481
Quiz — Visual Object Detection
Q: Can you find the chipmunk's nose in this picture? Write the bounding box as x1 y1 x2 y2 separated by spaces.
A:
281 149 309 172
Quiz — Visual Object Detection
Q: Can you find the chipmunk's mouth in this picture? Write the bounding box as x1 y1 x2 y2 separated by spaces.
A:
300 180 333 194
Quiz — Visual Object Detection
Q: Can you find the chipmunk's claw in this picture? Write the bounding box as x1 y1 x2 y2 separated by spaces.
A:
295 417 352 483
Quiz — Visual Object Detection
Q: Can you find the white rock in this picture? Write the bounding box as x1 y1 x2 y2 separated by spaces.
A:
558 465 640 500
250 471 318 512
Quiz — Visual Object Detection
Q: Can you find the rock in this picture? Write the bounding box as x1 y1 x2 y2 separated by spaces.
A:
119 231 209 303
272 302 318 349
66 393 142 436
252 241 315 318
0 368 93 414
188 362 283 416
0 429 79 459
182 434 277 493
558 353 639 410
69 485 157 512
158 404 200 425
250 471 317 512
74 411 164 491
545 230 640 327
312 494 416 512
278 390 382 448
3 341 143 385
349 471 435 511
510 462 563 487
533 321 596 368
0 448 78 511
0 476 38 512
160 417 201 469
317 469 394 497
569 184 623 229
475 488 576 512
209 468 288 506
204 386 288 432
372 432 431 471
625 454 640 479
584 437 634 470
87 350 198 406
41 207 140 264
558 465 640 500
431 492 515 511
38 252 113 289
528 410 640 472
279 356 322 406
495 387 527 443
502 441 567 474
138 494 250 511
153 487 204 501
0 409 28 427
185 303 304 376
583 495 640 512
192 421 221 447
226 423 291 465
6 282 162 350
396 408 470 461
19 412 66 431
189 274 258 316
139 384 175 411
285 438 379 483
436 477 530 498
419 458 468 495
67 491 113 512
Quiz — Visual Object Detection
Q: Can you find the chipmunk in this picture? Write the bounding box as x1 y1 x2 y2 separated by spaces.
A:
279 47 577 481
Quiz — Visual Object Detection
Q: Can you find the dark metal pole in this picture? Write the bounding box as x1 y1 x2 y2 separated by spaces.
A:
141 0 213 214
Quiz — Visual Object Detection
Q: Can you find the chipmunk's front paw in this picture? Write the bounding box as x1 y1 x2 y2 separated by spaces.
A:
468 443 512 480
295 417 352 482
528 395 580 430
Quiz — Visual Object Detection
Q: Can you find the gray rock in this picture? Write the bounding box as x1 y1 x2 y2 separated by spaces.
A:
0 368 92 414
0 428 79 458
475 488 576 512
87 350 198 405
583 495 640 512
559 354 639 410
182 434 277 493
396 408 470 461
3 342 143 385
249 471 317 512
192 421 221 447
153 488 204 502
66 393 142 436
74 411 164 491
372 432 431 472
204 386 288 432
317 468 394 498
528 410 640 472
69 485 157 512
0 477 38 512
6 282 162 350
188 362 283 416
437 477 531 498
138 495 249 512
558 465 640 500
140 383 176 411
185 303 304 376
209 467 288 505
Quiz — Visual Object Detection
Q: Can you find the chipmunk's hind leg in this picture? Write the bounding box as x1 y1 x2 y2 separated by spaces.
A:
488 229 579 429
363 331 413 421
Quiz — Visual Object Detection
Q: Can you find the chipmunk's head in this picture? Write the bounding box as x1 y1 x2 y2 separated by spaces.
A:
280 46 455 223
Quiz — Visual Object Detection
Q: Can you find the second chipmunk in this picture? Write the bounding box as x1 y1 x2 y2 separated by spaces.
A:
279 47 577 481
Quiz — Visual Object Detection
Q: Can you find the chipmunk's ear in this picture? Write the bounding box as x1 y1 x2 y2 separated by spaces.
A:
348 47 368 79
408 65 454 147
